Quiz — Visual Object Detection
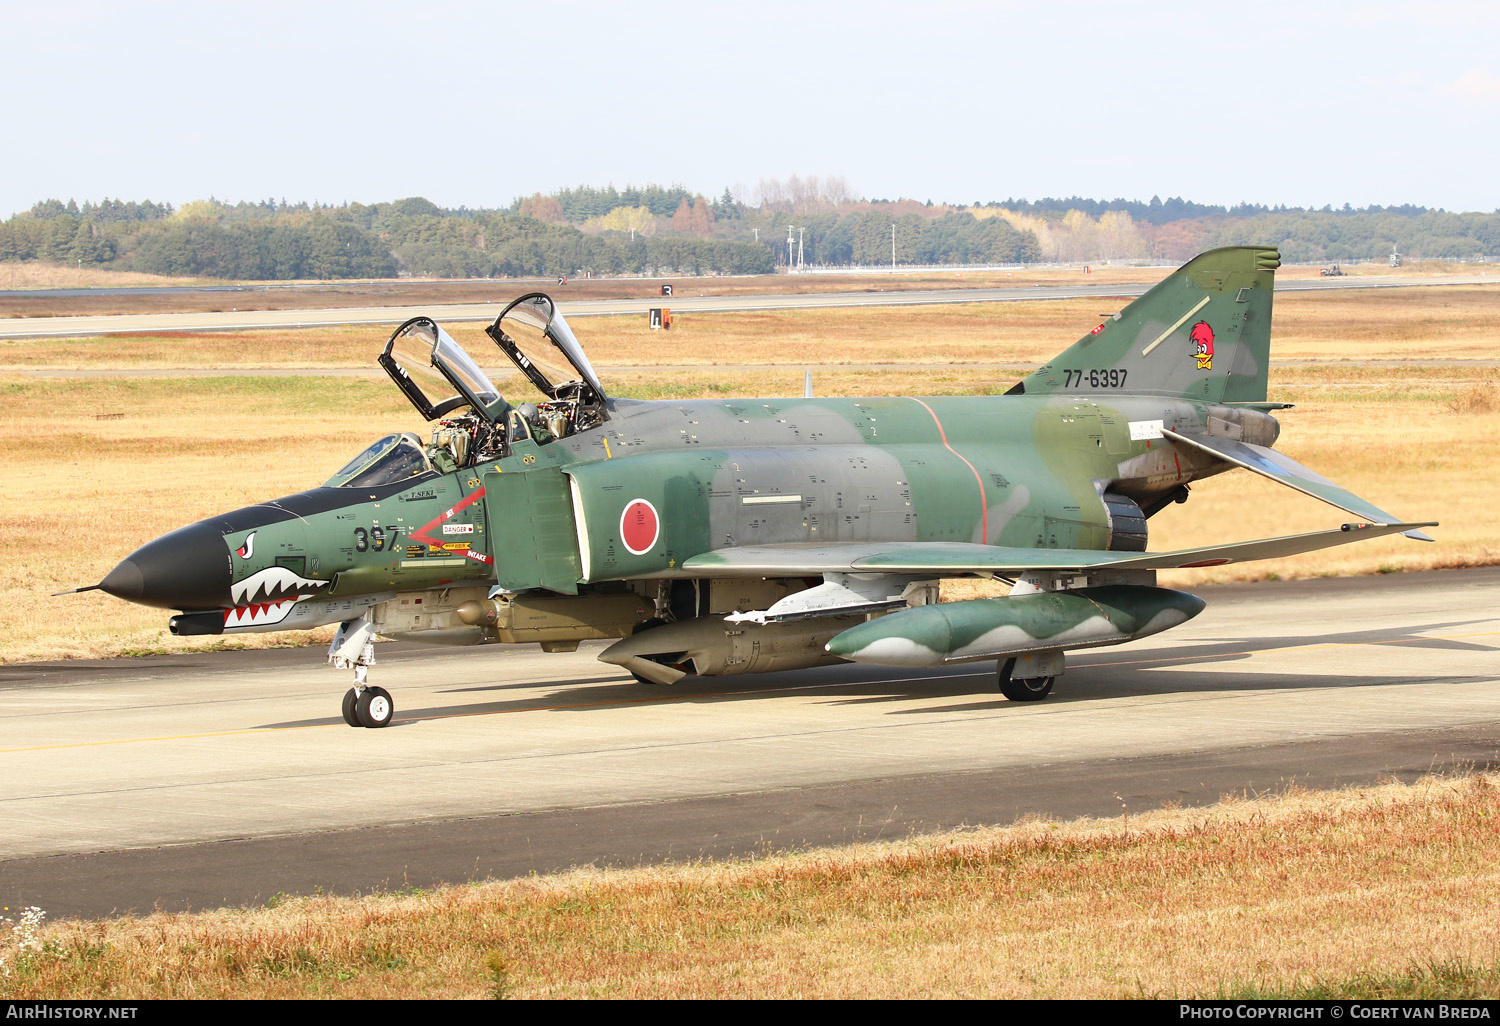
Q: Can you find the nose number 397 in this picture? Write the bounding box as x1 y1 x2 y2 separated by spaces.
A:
354 526 402 552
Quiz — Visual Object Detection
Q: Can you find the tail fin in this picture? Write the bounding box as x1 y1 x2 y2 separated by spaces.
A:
1014 246 1279 404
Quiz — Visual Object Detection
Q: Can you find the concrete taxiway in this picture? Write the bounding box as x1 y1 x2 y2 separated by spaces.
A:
1 568 1497 919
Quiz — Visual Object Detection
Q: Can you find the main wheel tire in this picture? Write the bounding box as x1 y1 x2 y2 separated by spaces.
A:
341 688 361 727
997 658 1054 702
356 686 395 728
999 675 1054 702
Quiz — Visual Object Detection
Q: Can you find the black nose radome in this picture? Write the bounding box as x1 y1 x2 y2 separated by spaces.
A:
101 522 233 610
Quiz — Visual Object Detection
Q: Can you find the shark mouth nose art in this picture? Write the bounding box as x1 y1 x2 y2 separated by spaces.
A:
231 566 328 606
222 567 331 629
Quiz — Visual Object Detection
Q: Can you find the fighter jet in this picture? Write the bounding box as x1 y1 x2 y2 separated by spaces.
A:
81 247 1436 727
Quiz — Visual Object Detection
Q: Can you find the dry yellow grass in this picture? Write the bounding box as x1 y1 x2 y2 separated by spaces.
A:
0 328 379 368
1447 382 1498 414
4 774 1499 999
1273 287 1500 362
1153 378 1500 585
0 376 407 662
3 286 1495 662
0 261 207 290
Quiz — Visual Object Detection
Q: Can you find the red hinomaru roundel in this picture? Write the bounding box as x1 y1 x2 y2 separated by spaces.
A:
620 499 660 555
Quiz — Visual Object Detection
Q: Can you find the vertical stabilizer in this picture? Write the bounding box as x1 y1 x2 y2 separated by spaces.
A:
1014 246 1279 403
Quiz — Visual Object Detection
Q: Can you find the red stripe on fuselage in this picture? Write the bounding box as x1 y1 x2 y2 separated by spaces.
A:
907 398 988 544
409 486 487 550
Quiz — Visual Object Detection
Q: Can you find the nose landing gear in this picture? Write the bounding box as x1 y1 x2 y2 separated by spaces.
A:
341 686 360 726
331 615 395 728
343 683 395 728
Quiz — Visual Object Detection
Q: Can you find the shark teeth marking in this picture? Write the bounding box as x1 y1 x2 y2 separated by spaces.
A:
222 597 305 630
230 566 329 606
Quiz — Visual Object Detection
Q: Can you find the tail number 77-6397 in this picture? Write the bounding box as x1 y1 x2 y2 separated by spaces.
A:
1063 369 1127 389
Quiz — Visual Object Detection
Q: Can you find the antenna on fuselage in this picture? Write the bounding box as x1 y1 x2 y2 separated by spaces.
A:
804 369 814 398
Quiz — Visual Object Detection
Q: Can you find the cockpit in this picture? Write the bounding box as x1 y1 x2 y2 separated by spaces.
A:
324 432 431 488
328 293 607 487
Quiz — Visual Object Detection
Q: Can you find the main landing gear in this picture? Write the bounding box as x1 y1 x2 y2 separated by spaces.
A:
331 615 395 728
997 655 1057 702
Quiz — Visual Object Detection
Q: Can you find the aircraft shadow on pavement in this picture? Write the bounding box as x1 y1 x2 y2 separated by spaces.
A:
255 616 1498 729
859 617 1499 714
898 669 1500 718
260 659 1498 730
255 664 964 728
1134 617 1495 661
0 656 228 684
440 674 636 694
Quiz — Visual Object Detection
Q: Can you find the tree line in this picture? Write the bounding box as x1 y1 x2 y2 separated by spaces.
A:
3 185 1498 281
0 196 776 279
987 195 1437 227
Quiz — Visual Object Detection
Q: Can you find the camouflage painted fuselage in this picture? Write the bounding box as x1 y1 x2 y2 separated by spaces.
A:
187 390 1266 629
488 391 1269 588
93 247 1439 724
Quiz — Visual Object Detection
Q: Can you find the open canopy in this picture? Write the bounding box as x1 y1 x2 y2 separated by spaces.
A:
486 293 608 415
379 316 510 424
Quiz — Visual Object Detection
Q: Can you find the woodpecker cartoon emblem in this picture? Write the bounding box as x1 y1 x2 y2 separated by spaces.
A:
1189 321 1214 370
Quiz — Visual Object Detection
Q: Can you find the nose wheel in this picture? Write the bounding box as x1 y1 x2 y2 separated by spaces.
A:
330 615 394 728
352 686 394 728
342 682 395 728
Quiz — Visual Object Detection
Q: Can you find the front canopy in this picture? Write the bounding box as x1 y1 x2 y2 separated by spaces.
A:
324 432 432 488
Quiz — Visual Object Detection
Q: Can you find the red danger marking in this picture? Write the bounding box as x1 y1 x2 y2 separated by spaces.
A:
620 499 660 555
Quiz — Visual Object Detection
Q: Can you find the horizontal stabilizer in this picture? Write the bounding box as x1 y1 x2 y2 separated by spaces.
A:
1164 429 1435 541
681 521 1437 577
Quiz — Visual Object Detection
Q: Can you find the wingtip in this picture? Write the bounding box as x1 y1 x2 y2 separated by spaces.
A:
1390 520 1438 542
1341 521 1437 543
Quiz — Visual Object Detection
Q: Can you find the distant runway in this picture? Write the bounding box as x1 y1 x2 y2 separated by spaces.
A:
1 274 1496 340
2 568 1496 919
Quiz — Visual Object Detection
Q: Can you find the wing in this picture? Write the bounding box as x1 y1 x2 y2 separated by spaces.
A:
680 521 1436 577
1163 429 1435 541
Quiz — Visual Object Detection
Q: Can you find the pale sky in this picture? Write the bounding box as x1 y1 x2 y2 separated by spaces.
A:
5 0 1497 219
